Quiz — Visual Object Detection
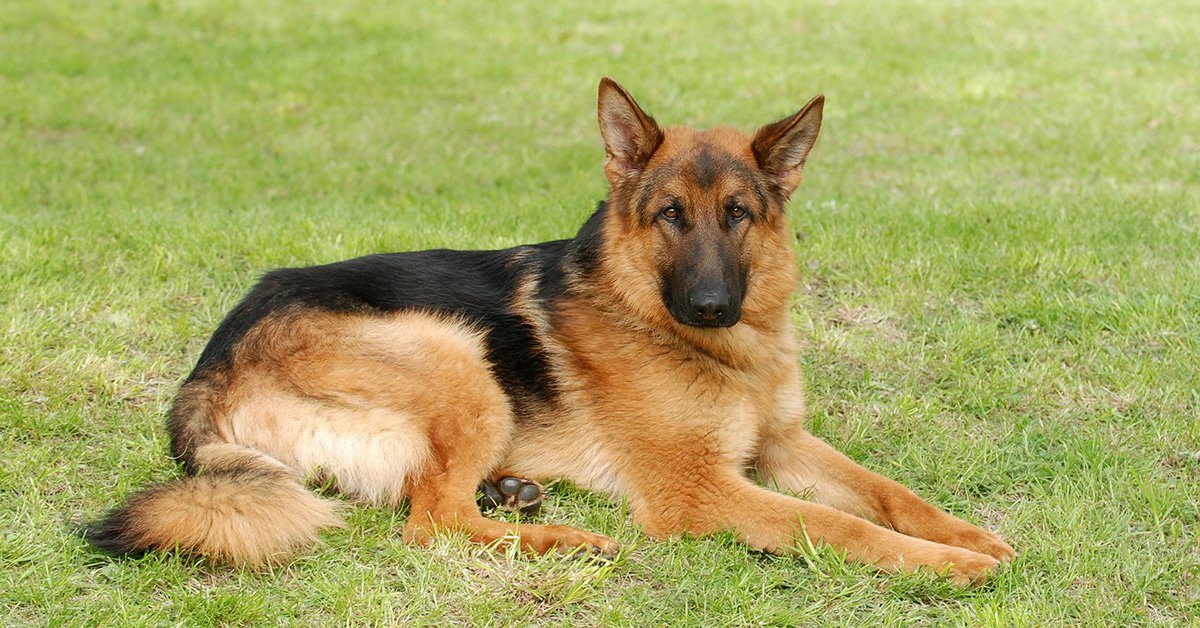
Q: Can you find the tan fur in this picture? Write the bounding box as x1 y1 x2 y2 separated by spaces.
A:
101 79 1012 584
216 311 474 505
115 443 342 566
213 308 615 560
501 81 1011 584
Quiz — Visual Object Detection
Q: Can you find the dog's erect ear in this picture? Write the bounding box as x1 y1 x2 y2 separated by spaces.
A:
751 95 824 198
598 77 664 186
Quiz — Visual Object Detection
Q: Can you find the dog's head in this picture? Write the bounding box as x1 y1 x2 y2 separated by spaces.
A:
596 78 823 329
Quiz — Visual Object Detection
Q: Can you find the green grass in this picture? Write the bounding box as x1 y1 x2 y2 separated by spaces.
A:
2 0 1198 624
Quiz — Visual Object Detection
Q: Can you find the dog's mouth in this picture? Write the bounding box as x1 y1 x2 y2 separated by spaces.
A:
667 304 742 329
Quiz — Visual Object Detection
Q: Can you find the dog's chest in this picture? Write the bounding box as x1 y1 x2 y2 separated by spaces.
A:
606 344 794 466
511 309 801 490
503 360 784 491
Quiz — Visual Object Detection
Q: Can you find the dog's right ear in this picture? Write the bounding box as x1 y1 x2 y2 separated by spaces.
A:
598 77 664 186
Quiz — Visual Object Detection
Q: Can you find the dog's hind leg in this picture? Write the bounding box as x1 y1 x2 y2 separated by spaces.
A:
270 311 615 555
393 336 612 554
404 422 611 556
223 310 613 557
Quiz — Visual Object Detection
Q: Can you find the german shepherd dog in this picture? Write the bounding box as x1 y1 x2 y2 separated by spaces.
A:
87 78 1014 584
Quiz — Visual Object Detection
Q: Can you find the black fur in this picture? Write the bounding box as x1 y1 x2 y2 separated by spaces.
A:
693 146 722 188
84 500 151 558
183 203 611 430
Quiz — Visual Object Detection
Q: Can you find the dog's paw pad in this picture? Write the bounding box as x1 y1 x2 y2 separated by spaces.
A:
478 475 543 514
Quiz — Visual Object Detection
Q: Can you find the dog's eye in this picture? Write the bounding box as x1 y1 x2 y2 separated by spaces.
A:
660 206 680 221
729 205 748 221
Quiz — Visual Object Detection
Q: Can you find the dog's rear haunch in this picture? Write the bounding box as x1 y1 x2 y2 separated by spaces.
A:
88 78 1013 584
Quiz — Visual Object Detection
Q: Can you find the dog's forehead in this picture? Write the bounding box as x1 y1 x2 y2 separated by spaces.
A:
653 127 756 172
640 127 766 207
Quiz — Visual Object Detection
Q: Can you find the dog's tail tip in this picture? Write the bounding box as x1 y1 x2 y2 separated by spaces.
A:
84 471 342 567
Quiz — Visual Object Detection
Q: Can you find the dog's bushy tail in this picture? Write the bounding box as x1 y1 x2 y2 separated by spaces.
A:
85 442 342 566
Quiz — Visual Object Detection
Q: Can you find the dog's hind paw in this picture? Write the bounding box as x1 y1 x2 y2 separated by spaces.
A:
478 475 543 514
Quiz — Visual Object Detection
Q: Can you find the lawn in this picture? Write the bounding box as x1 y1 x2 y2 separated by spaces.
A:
2 0 1198 624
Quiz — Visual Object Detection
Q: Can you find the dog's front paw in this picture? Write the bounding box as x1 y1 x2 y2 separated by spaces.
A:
937 547 1001 586
947 524 1015 562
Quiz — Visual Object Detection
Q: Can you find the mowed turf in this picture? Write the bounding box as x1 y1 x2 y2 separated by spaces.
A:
2 0 1198 624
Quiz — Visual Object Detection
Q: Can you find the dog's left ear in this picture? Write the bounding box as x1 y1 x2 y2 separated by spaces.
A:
751 95 824 198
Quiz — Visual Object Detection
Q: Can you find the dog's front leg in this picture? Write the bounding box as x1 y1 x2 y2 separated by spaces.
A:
756 424 1014 562
626 464 1001 585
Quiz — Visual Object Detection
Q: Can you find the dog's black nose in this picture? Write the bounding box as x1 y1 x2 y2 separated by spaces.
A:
690 291 729 322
